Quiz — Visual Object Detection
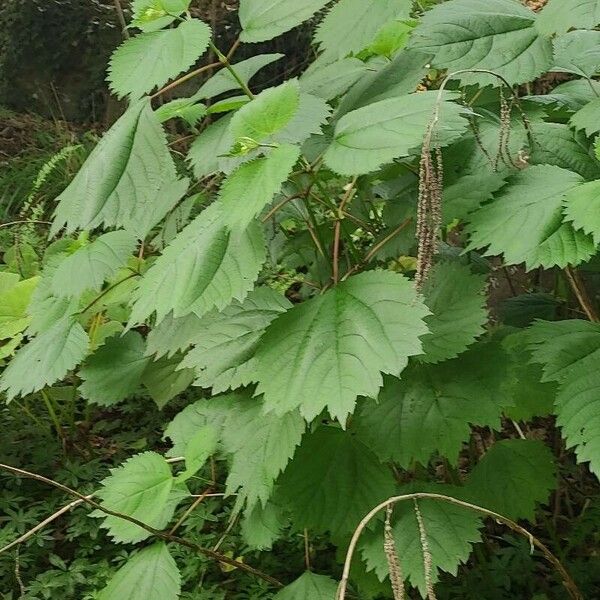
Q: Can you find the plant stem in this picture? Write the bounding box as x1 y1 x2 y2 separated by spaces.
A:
78 272 140 316
564 266 599 322
40 390 64 445
151 62 222 99
209 41 255 99
332 178 358 284
113 0 130 39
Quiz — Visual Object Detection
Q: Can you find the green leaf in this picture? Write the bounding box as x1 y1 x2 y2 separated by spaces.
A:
241 501 286 551
0 276 38 339
141 354 195 409
367 19 416 58
51 101 188 238
277 426 396 535
299 57 367 101
218 144 300 228
536 0 600 35
354 341 511 467
196 54 284 99
129 202 266 325
552 30 600 79
324 91 469 176
51 231 138 298
131 0 191 32
108 19 212 99
221 395 305 511
155 98 207 126
255 271 430 422
146 312 204 359
466 165 595 270
96 451 186 543
175 425 219 483
229 80 301 144
239 0 330 43
187 114 235 179
179 287 291 393
464 439 556 520
564 179 600 244
409 0 553 86
0 317 88 400
360 484 482 596
273 571 338 600
98 542 181 600
571 98 600 137
274 93 332 145
315 0 412 60
528 319 600 477
529 122 600 180
79 332 150 406
419 262 488 364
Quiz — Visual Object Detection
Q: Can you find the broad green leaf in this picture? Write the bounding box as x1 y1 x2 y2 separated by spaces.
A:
529 122 600 180
536 0 600 35
0 317 88 400
141 354 195 409
221 395 305 511
241 501 286 550
277 426 396 535
218 144 300 228
571 98 600 137
51 231 138 298
239 0 330 43
360 484 482 596
175 425 219 483
179 287 291 393
255 271 430 422
146 312 204 359
355 341 511 467
155 98 207 126
187 114 234 179
299 57 367 101
274 93 332 145
315 0 412 60
564 179 600 245
324 91 469 176
129 202 266 325
230 80 301 144
552 30 600 79
96 451 187 543
51 101 188 238
78 332 150 406
419 262 488 364
466 165 595 270
498 293 560 328
528 319 600 477
131 0 191 32
195 54 284 99
368 19 416 58
411 0 552 86
464 439 556 520
273 571 337 599
98 542 181 600
206 95 251 115
0 276 38 339
108 19 212 98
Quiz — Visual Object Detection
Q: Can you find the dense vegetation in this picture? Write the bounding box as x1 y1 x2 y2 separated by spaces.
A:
1 0 600 598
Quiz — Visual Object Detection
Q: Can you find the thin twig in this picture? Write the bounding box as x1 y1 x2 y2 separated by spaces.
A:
332 178 359 284
169 489 212 535
336 493 582 600
564 266 599 322
77 272 140 315
304 529 311 571
113 0 130 39
0 462 283 589
151 62 222 99
0 220 52 230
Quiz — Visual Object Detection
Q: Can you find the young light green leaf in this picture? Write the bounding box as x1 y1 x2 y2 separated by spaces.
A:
0 276 38 339
155 98 207 126
175 425 219 483
218 144 300 228
466 165 595 270
129 202 266 325
0 317 88 400
528 319 600 477
239 0 330 43
419 262 488 364
179 287 291 393
221 395 305 512
564 179 600 244
51 101 188 238
255 271 430 423
315 0 412 60
98 542 181 600
131 0 191 32
355 341 511 467
324 91 469 176
273 571 338 599
96 451 187 543
108 18 212 98
79 332 150 406
51 231 138 298
536 0 600 35
464 439 556 520
277 427 396 536
409 0 553 86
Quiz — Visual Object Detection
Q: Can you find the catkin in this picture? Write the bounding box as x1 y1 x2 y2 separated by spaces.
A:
384 504 406 600
414 499 437 600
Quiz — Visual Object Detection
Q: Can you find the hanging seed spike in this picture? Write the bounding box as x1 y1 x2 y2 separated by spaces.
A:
414 499 437 600
384 505 406 600
494 87 507 171
498 90 514 169
502 97 521 169
469 117 495 169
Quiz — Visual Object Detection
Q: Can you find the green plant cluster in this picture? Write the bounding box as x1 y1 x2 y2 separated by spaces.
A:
1 0 600 598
